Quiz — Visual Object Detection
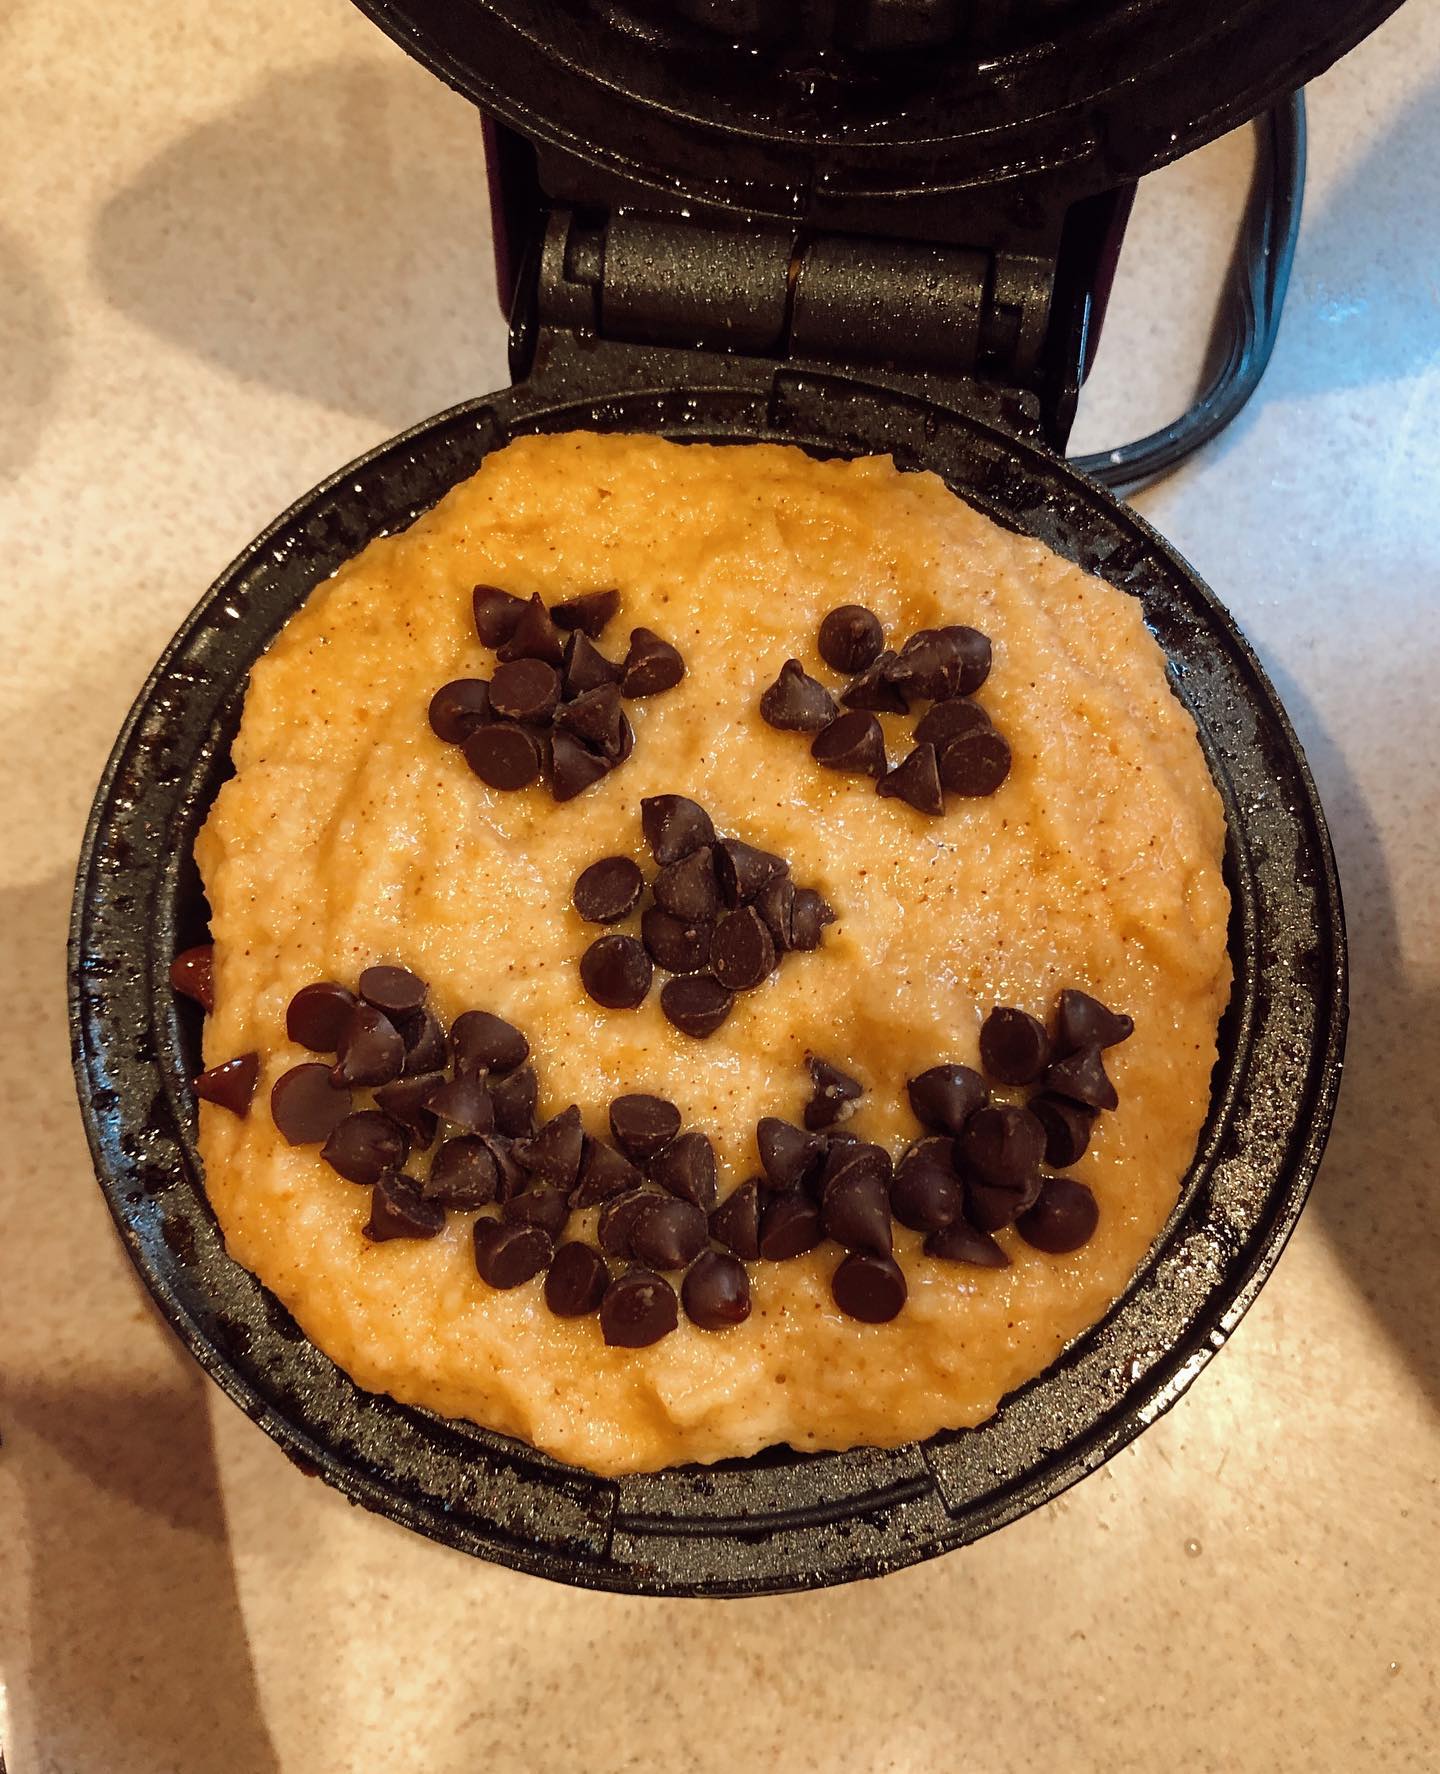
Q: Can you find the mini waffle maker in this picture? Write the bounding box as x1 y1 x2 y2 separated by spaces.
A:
71 0 1399 1595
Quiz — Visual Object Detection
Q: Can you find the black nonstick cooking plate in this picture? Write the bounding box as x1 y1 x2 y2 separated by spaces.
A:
70 354 1344 1595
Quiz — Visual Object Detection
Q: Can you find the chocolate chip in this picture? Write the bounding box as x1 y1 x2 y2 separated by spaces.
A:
789 887 835 950
610 714 636 765
374 1072 442 1145
170 944 215 1011
490 1064 538 1136
804 1055 862 1130
461 722 544 790
364 1174 446 1242
554 682 625 755
490 657 561 724
573 855 645 925
497 593 564 666
503 1185 572 1237
891 1139 964 1231
473 1217 553 1287
818 605 885 674
571 1136 642 1206
758 1191 824 1260
473 585 525 647
1055 989 1134 1053
485 1134 529 1201
609 1094 681 1161
831 1251 907 1322
630 1195 708 1269
936 728 1011 796
822 1165 892 1256
659 974 734 1038
979 1006 1051 1085
913 697 989 752
451 1010 529 1076
652 846 721 921
331 1003 404 1088
876 743 944 815
923 1219 1010 1267
597 1187 655 1258
321 1110 409 1185
518 1105 584 1192
622 627 685 696
710 1179 761 1259
841 650 908 714
1029 1094 1094 1169
811 710 887 779
641 794 715 864
358 965 427 1017
648 1130 718 1210
942 625 992 695
1044 1044 1118 1111
756 1117 823 1190
424 1136 500 1208
552 588 620 637
713 837 788 907
194 1052 259 1117
562 630 624 698
958 1103 1046 1190
580 933 653 1009
545 1241 610 1316
641 906 713 974
428 678 492 744
285 981 356 1052
600 1269 678 1346
964 1173 1041 1233
906 1064 986 1135
428 1073 495 1134
759 658 838 732
1017 1175 1100 1253
550 731 613 802
711 907 777 992
819 1138 893 1194
395 1006 446 1076
887 629 966 701
682 1252 752 1330
753 876 795 951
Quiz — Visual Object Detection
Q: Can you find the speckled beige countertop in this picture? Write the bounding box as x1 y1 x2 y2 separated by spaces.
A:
2 2 1437 1769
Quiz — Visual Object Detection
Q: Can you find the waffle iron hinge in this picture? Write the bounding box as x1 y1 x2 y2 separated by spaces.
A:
519 207 1078 447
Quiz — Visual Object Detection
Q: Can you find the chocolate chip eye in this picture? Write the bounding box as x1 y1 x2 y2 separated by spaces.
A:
580 934 654 1010
759 658 837 732
979 1006 1051 1085
811 710 887 778
573 855 646 924
551 588 620 637
818 605 885 675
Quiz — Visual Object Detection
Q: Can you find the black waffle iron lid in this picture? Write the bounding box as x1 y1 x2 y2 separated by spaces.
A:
352 0 1401 232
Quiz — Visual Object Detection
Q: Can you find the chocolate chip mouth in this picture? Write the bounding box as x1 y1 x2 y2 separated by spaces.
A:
185 947 1134 1346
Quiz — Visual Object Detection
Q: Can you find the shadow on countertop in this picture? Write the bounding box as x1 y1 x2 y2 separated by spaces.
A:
0 862 279 1774
5 1374 281 1774
89 55 493 432
0 225 68 483
1268 671 1440 1416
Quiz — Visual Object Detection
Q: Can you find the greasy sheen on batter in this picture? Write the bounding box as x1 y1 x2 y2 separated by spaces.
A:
196 433 1231 1475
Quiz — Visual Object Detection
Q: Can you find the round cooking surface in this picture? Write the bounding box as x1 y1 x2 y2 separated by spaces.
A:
70 365 1343 1595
